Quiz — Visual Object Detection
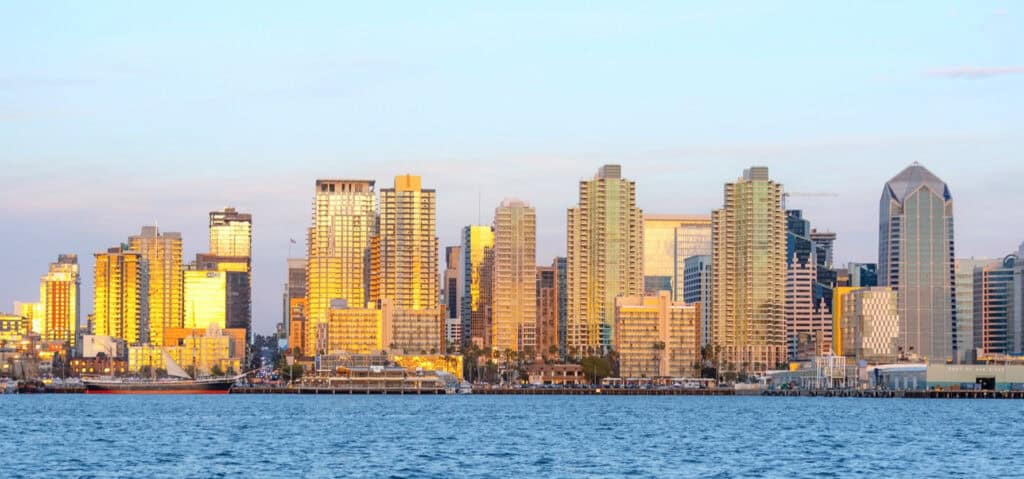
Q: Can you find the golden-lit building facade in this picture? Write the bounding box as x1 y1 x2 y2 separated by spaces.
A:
327 301 385 354
490 199 537 352
93 246 148 345
392 355 464 380
40 254 80 346
13 301 44 337
184 270 227 329
306 179 378 357
711 167 787 372
129 226 183 346
831 286 861 357
0 314 30 341
642 215 711 299
614 292 701 379
536 266 560 359
208 207 252 259
460 225 494 347
378 175 442 354
567 164 644 354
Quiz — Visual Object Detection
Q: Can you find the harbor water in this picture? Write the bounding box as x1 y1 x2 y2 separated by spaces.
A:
2 395 1022 477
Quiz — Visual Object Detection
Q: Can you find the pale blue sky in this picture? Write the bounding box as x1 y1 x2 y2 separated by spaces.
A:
2 1 1022 334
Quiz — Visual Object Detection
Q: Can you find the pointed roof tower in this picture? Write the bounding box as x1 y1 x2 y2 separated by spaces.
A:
883 162 952 202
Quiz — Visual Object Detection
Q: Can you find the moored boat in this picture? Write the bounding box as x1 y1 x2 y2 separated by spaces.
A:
82 348 241 394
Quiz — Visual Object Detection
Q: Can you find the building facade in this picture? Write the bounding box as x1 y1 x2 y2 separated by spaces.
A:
442 245 462 347
711 166 787 372
40 254 80 346
785 259 832 360
209 207 253 259
536 265 559 360
878 162 956 363
305 179 377 357
974 255 1018 356
614 292 701 379
490 199 537 352
954 258 994 363
567 164 644 355
93 246 148 345
841 287 900 363
128 226 183 346
642 214 711 299
682 255 712 347
460 225 494 348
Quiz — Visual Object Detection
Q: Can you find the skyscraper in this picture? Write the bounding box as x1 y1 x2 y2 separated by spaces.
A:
878 162 956 362
642 214 711 299
954 258 993 363
973 255 1018 356
285 257 307 353
460 225 494 348
209 207 253 259
1015 242 1024 356
378 174 441 353
305 179 377 356
711 167 787 372
128 226 183 345
442 245 462 347
784 211 833 360
490 199 537 352
554 256 568 358
93 246 148 345
683 255 712 347
40 254 80 346
536 265 559 360
567 164 643 355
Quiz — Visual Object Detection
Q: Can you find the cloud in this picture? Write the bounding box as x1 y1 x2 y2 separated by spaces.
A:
925 66 1024 79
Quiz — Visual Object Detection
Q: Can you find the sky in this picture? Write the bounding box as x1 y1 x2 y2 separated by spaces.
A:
2 1 1022 335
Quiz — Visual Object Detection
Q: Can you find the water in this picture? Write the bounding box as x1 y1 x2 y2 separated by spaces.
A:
2 395 1022 478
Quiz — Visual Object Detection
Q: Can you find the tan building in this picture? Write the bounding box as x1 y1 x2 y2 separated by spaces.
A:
39 254 80 346
377 175 442 354
490 199 537 352
305 179 378 356
129 226 183 345
642 214 711 299
567 164 644 355
711 167 787 372
536 265 559 359
785 259 833 360
93 246 148 345
614 292 701 379
327 300 386 355
841 287 900 363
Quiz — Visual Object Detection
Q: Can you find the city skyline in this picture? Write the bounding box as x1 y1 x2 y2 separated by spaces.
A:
3 3 1023 335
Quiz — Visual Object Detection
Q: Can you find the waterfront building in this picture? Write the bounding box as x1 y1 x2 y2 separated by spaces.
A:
954 258 994 363
442 246 462 347
567 164 644 355
831 286 860 357
642 214 711 299
39 254 80 346
711 167 787 372
785 258 832 360
93 246 148 345
129 226 183 346
878 162 956 363
682 255 712 347
460 225 494 348
841 287 900 363
327 300 385 355
614 292 701 379
305 179 378 357
554 257 568 358
536 265 559 359
974 255 1018 356
78 335 128 360
490 199 537 352
1015 242 1024 355
377 175 442 353
129 325 241 376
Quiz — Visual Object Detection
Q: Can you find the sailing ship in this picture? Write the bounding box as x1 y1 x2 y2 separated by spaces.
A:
83 349 241 394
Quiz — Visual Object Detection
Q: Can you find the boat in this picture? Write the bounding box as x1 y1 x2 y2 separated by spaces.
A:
83 349 241 395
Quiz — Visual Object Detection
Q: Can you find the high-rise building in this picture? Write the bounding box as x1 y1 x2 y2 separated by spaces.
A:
129 226 183 346
840 287 900 363
305 179 377 357
93 246 148 345
642 214 711 299
848 263 879 288
442 246 462 347
682 255 712 347
554 257 568 359
13 301 44 336
490 199 537 352
209 207 252 259
785 259 832 360
378 175 441 353
567 164 644 355
1015 243 1024 356
614 292 701 379
536 265 559 360
284 258 307 353
40 254 80 346
327 299 386 355
711 166 787 372
878 162 956 363
183 268 250 337
460 225 494 348
954 258 993 363
974 255 1018 356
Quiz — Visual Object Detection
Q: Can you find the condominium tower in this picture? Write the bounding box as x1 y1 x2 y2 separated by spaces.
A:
461 225 494 348
93 246 148 344
711 167 787 372
305 179 377 356
878 162 956 362
129 226 182 345
567 165 643 354
40 254 80 345
490 199 537 352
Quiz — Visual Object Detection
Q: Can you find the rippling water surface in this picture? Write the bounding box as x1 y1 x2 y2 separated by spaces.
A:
2 395 1022 477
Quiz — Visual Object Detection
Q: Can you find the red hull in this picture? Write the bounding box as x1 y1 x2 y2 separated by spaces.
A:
85 389 230 395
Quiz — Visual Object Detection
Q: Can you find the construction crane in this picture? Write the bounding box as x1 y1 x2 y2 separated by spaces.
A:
782 192 838 210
